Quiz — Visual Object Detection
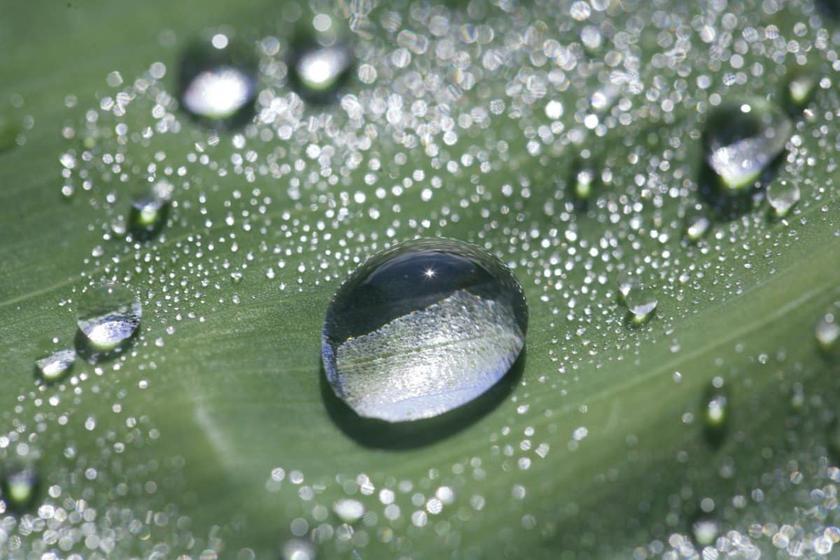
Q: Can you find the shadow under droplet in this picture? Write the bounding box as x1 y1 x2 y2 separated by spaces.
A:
321 348 526 450
696 155 784 221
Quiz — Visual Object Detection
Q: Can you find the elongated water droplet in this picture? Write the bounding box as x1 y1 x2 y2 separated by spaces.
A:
178 33 257 127
702 98 792 192
129 180 173 240
322 239 528 423
703 378 729 447
766 179 800 217
76 283 141 355
816 312 839 353
35 348 76 383
290 42 353 103
573 164 595 202
2 465 38 511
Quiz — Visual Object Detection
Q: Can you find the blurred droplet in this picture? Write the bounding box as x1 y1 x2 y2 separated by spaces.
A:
76 283 141 357
34 348 76 383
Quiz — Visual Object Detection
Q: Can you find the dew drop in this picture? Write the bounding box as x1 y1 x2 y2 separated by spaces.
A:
702 98 792 192
691 515 720 547
129 180 173 240
289 42 353 103
333 498 364 523
34 348 76 383
685 212 711 242
766 180 800 217
703 379 729 447
619 278 657 325
1 465 38 511
783 67 818 112
281 539 316 560
816 312 839 353
76 283 141 355
572 164 596 202
322 238 528 423
178 34 257 127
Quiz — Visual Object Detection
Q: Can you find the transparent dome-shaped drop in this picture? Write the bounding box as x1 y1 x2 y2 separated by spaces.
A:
289 42 353 103
702 98 792 192
76 283 141 353
178 33 257 128
322 239 528 423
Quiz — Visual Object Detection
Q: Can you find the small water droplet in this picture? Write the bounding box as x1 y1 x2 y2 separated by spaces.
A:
703 379 729 447
333 498 364 522
816 312 839 353
322 238 528 423
34 348 76 383
702 98 791 192
685 212 711 242
178 34 257 127
783 67 818 112
572 164 596 202
76 283 141 357
766 180 800 217
129 180 173 240
2 465 38 511
289 42 353 103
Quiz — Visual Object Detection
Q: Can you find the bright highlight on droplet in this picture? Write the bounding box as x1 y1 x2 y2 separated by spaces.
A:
322 238 528 423
76 283 142 353
182 67 255 120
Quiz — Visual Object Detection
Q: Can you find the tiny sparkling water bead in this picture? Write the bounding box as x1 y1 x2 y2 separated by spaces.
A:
703 378 729 447
76 283 141 353
322 238 528 423
34 348 76 383
289 42 353 103
1 465 38 511
129 180 173 240
702 98 792 192
766 180 800 217
178 32 257 127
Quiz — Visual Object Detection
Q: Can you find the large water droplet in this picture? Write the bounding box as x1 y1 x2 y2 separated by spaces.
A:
783 67 818 113
2 465 38 511
618 275 657 325
322 239 528 423
34 348 76 383
289 42 353 103
129 180 173 240
76 283 141 356
691 515 720 547
685 212 711 242
702 98 792 192
178 33 257 127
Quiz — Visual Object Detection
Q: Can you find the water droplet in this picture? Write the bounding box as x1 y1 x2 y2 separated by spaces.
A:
619 277 657 325
2 465 38 511
691 515 720 547
703 379 729 447
702 98 792 192
816 312 839 353
129 180 173 240
34 348 76 383
766 180 800 217
572 163 596 202
0 114 21 153
289 42 353 103
281 539 316 560
333 498 364 522
76 283 141 357
178 34 257 127
685 212 711 242
783 67 818 112
322 238 528 423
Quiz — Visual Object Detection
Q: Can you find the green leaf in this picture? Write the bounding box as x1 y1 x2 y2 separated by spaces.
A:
1 0 839 558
